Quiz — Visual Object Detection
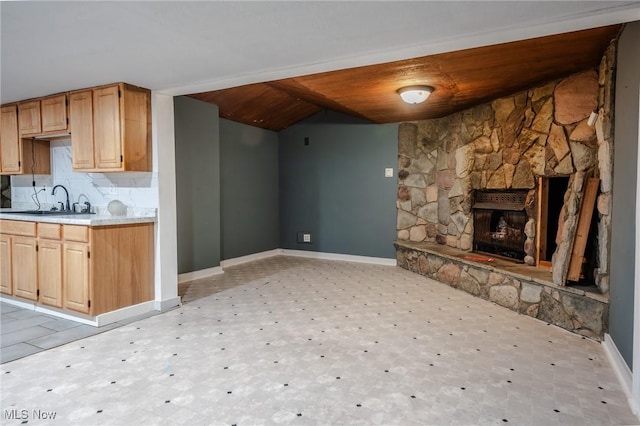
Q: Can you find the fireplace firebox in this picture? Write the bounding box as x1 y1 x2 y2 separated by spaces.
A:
473 191 528 261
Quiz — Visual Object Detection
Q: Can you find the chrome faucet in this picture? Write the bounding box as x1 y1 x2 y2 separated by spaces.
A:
51 185 70 211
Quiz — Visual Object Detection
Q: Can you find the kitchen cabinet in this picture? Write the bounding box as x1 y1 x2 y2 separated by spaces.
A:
63 241 90 314
1 104 51 175
18 100 41 135
69 91 94 170
38 223 63 308
62 224 90 313
70 83 151 172
18 94 68 137
41 94 68 133
0 234 12 295
1 220 37 300
11 236 38 301
0 219 154 316
1 105 21 174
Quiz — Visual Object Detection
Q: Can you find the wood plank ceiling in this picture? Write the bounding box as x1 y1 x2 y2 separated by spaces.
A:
190 25 621 131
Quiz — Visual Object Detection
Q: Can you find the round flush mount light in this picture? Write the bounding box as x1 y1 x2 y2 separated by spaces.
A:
397 85 434 104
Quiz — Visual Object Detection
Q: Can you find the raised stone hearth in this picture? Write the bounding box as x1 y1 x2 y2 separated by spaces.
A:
395 241 608 340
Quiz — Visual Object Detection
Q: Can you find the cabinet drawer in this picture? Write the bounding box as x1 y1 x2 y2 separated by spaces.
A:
0 220 36 237
38 223 62 240
63 225 89 242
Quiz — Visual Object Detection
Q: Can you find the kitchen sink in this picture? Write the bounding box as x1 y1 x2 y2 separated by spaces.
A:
3 210 95 216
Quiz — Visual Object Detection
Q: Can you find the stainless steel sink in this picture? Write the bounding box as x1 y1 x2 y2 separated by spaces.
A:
3 210 95 216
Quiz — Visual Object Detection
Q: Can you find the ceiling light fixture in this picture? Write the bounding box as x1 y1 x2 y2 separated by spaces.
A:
397 85 434 104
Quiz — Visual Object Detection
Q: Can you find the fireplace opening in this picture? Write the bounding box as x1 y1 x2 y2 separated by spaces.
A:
537 176 569 267
473 191 528 262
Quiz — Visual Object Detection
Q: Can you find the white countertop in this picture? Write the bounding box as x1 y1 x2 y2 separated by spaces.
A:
0 208 156 226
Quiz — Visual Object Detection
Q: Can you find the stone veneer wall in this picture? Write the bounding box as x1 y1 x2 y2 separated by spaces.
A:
397 44 616 292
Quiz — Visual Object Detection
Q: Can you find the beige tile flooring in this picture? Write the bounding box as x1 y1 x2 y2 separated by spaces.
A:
1 256 638 425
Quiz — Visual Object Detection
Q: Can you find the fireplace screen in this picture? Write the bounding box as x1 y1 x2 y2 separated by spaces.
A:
473 191 527 261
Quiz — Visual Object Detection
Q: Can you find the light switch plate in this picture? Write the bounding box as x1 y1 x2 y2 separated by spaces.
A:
385 168 394 178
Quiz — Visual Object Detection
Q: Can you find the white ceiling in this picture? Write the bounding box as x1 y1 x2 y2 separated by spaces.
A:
1 1 639 104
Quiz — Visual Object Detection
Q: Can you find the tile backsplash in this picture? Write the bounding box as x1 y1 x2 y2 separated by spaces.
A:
11 140 159 213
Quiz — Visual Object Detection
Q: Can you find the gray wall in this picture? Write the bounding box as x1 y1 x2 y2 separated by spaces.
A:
610 21 640 368
174 96 221 273
279 112 398 258
220 118 280 260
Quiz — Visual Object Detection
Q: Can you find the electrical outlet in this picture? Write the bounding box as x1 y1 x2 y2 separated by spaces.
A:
297 232 312 244
385 168 394 178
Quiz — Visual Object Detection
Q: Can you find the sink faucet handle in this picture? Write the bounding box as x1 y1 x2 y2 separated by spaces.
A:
58 202 65 211
83 201 92 213
73 202 79 212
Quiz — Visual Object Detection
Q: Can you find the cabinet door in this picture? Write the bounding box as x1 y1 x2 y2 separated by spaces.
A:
38 240 63 308
11 237 38 300
0 234 12 295
0 105 21 174
63 242 90 314
18 101 41 135
41 94 68 133
93 85 122 170
69 91 95 170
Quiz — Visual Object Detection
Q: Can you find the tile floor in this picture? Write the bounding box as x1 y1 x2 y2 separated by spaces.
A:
1 256 638 425
1 303 160 364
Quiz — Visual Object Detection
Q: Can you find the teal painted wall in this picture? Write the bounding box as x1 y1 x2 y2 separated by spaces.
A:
220 118 280 260
609 21 640 368
278 112 398 258
174 96 221 273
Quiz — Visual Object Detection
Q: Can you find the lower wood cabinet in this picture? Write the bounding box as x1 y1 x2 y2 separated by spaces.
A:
11 236 38 300
38 240 63 308
63 242 90 314
0 219 154 316
0 234 12 294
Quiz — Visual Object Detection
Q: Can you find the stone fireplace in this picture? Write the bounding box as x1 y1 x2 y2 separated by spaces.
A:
472 190 528 261
394 43 616 340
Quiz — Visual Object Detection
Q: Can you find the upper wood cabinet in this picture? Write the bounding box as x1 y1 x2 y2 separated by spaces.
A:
18 94 68 137
69 91 94 170
70 83 151 172
0 105 51 175
0 105 21 173
41 94 68 133
17 100 41 135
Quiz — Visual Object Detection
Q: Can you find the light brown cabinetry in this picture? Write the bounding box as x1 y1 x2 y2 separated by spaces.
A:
17 101 41 135
38 223 63 308
41 94 69 133
63 242 90 313
62 224 90 313
1 104 51 175
2 218 39 301
1 219 154 316
18 94 68 137
0 234 12 294
70 83 151 172
69 91 94 170
1 105 22 174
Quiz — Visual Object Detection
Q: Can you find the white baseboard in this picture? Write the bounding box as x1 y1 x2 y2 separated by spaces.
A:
178 266 224 283
220 249 282 268
95 301 156 326
280 249 397 266
154 296 182 311
603 333 638 415
0 296 37 311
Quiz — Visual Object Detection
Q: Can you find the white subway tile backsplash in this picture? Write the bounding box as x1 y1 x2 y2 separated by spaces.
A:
10 140 159 211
